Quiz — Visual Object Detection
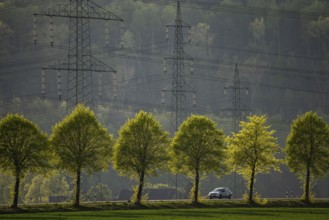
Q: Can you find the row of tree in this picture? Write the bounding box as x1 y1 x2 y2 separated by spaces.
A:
1 105 329 208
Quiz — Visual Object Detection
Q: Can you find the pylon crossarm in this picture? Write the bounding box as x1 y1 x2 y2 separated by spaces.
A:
89 1 123 21
42 56 116 73
42 60 69 71
34 1 123 21
166 23 191 28
162 88 195 93
164 52 193 61
90 56 117 73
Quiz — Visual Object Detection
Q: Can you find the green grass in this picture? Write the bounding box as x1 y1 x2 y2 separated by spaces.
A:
1 200 329 220
1 207 329 220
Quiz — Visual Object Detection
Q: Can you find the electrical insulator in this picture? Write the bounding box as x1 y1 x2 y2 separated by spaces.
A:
57 71 62 100
114 87 117 100
190 61 194 74
120 22 124 49
165 26 169 41
98 73 102 100
163 59 167 73
161 91 165 105
105 21 109 48
193 92 196 107
188 28 191 43
246 88 249 96
114 72 118 100
49 16 54 47
41 70 45 98
224 88 227 95
33 15 37 45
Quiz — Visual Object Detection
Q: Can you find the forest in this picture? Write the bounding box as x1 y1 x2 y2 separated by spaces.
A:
0 0 329 205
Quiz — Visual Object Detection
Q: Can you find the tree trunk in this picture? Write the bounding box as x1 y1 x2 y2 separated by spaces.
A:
74 169 81 207
11 174 20 208
304 166 311 202
193 169 200 204
248 166 255 203
136 171 144 204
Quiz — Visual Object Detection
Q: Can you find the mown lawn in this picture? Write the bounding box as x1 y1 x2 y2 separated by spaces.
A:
1 207 329 220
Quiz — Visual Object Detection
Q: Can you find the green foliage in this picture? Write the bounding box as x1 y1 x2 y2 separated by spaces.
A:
50 104 114 174
243 192 269 205
42 171 70 199
170 115 226 176
226 115 282 202
0 114 49 175
250 17 265 47
0 174 12 205
0 114 49 207
50 104 114 206
86 183 112 202
23 172 70 204
286 112 329 202
113 111 170 204
113 110 170 178
0 20 13 47
24 175 47 203
169 115 226 203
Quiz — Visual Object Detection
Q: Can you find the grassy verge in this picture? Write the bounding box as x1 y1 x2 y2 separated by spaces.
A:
1 199 329 214
1 207 329 220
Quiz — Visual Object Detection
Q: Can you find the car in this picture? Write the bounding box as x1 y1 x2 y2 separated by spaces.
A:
207 187 232 199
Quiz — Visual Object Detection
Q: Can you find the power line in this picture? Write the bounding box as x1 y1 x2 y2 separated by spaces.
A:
134 0 329 18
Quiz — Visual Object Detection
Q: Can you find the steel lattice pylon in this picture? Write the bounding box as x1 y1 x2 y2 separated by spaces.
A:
223 64 251 198
35 0 123 111
162 0 195 200
67 1 93 110
232 64 242 133
162 0 194 134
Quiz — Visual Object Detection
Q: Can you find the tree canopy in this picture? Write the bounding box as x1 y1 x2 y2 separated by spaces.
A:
226 115 281 202
113 111 170 204
169 115 226 203
286 112 329 202
50 104 114 206
0 114 49 208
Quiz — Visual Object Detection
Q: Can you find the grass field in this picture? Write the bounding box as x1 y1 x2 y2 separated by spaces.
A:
1 207 329 220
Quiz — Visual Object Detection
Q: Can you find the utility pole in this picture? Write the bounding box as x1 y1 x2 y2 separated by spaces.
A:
35 0 123 111
162 0 195 199
223 64 250 198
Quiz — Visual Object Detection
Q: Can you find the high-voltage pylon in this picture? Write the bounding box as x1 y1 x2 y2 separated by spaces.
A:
162 0 195 134
223 63 251 198
161 0 195 200
224 64 250 133
34 0 123 111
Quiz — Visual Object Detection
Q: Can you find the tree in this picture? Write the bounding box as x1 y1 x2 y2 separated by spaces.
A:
41 171 70 200
86 183 112 201
24 172 70 203
0 174 12 205
169 115 226 204
226 115 281 203
50 104 114 206
24 175 47 203
113 111 170 204
286 112 329 202
0 20 13 48
0 114 49 208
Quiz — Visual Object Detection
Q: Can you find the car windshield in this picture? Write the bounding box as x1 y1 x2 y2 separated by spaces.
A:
214 188 224 191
